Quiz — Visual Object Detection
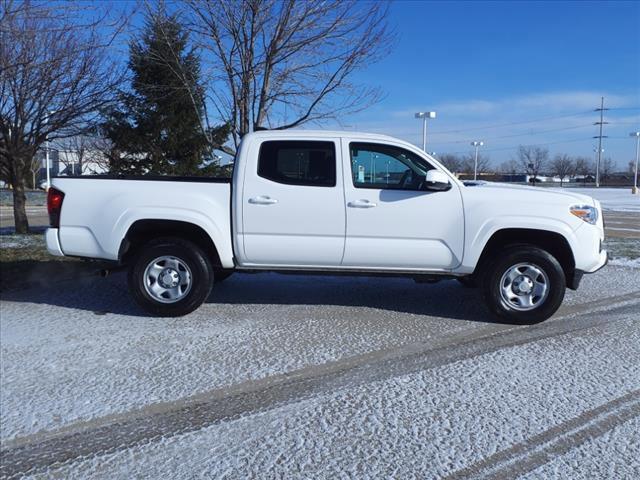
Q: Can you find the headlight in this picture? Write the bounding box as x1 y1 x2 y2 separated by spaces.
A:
570 205 598 225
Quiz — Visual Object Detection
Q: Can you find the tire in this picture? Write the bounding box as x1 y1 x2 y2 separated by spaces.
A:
480 245 566 324
128 237 214 317
214 270 234 283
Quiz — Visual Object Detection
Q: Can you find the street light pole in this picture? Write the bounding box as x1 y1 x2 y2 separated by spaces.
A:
593 147 604 185
471 141 484 181
44 114 51 190
415 111 436 151
44 110 56 190
631 132 640 195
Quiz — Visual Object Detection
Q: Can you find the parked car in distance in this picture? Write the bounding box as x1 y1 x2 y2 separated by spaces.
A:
45 130 607 322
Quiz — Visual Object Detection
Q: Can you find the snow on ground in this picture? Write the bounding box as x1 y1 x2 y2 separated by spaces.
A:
27 314 640 479
0 273 485 442
2 267 638 443
521 416 640 480
564 187 640 212
609 257 640 268
0 233 43 249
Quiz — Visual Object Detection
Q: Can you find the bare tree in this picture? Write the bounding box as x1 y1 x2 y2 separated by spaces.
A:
29 153 41 189
499 159 519 175
0 1 125 232
601 157 616 185
517 146 548 184
574 156 593 185
85 136 113 174
550 154 574 186
438 154 461 174
54 135 109 176
185 0 393 152
55 133 111 173
55 137 86 176
460 152 490 176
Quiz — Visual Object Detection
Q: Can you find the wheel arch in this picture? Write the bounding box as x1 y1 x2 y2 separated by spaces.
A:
119 219 223 268
474 228 577 289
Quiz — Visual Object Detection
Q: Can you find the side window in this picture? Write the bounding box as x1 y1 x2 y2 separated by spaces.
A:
258 141 336 187
350 142 434 190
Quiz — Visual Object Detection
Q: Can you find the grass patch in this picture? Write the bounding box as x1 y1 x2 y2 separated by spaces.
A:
0 233 110 292
0 233 68 263
0 189 47 206
603 237 640 260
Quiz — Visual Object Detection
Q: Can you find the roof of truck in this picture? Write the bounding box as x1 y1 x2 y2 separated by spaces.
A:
244 129 401 142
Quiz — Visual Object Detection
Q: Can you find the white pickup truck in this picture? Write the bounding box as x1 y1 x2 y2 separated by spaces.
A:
45 130 607 322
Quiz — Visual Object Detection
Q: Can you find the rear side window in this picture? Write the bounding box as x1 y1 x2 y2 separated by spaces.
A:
257 141 336 187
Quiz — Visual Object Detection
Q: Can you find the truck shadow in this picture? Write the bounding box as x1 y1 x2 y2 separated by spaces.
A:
1 271 497 323
207 273 493 322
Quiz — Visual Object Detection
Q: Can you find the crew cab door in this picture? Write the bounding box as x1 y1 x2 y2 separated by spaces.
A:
240 138 346 266
341 139 464 270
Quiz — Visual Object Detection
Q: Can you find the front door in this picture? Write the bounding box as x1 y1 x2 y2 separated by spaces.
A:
341 139 464 270
241 139 346 266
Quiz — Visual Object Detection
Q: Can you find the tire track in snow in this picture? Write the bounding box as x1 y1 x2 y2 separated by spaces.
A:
1 297 639 479
444 390 640 480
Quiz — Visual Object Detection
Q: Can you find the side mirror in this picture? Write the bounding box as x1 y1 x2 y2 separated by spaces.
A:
424 170 451 191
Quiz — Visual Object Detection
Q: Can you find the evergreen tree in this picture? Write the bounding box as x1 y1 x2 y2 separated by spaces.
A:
103 12 228 176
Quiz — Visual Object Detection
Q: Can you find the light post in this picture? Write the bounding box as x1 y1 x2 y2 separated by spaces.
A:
631 132 640 195
44 122 51 191
44 110 56 190
415 111 436 151
593 147 604 187
471 141 484 180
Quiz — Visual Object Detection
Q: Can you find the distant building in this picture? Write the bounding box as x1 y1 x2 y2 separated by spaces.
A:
34 148 109 185
56 150 109 176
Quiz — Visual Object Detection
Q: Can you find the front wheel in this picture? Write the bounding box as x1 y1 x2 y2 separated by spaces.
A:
481 246 566 324
128 238 214 317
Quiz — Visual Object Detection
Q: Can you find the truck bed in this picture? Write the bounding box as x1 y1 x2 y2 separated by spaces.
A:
49 176 234 266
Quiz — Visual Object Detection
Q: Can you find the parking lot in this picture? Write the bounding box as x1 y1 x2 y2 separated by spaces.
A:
1 188 639 478
1 262 639 478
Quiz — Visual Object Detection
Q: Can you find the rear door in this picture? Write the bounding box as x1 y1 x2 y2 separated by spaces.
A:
241 138 346 266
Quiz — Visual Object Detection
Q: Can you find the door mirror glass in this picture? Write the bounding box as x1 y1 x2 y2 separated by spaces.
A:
424 170 451 191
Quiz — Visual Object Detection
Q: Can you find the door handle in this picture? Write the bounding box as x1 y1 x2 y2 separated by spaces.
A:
348 199 377 208
248 196 278 205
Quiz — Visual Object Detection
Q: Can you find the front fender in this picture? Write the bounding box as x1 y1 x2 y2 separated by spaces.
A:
461 215 579 272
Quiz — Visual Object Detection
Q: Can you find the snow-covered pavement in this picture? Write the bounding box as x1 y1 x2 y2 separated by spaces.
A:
558 187 640 212
1 267 639 478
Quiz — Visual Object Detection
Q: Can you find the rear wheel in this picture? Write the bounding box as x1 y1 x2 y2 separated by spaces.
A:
128 238 213 317
481 245 566 324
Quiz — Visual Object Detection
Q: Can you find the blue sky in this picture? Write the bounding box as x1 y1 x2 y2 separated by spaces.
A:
338 0 640 167
97 0 639 167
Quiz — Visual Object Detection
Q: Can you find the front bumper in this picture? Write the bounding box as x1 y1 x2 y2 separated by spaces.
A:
45 228 64 257
588 249 609 273
570 250 608 290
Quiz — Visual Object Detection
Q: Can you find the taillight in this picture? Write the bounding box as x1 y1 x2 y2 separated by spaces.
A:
47 187 65 227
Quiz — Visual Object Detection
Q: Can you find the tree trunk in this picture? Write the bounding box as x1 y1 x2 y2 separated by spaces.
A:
12 178 30 234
